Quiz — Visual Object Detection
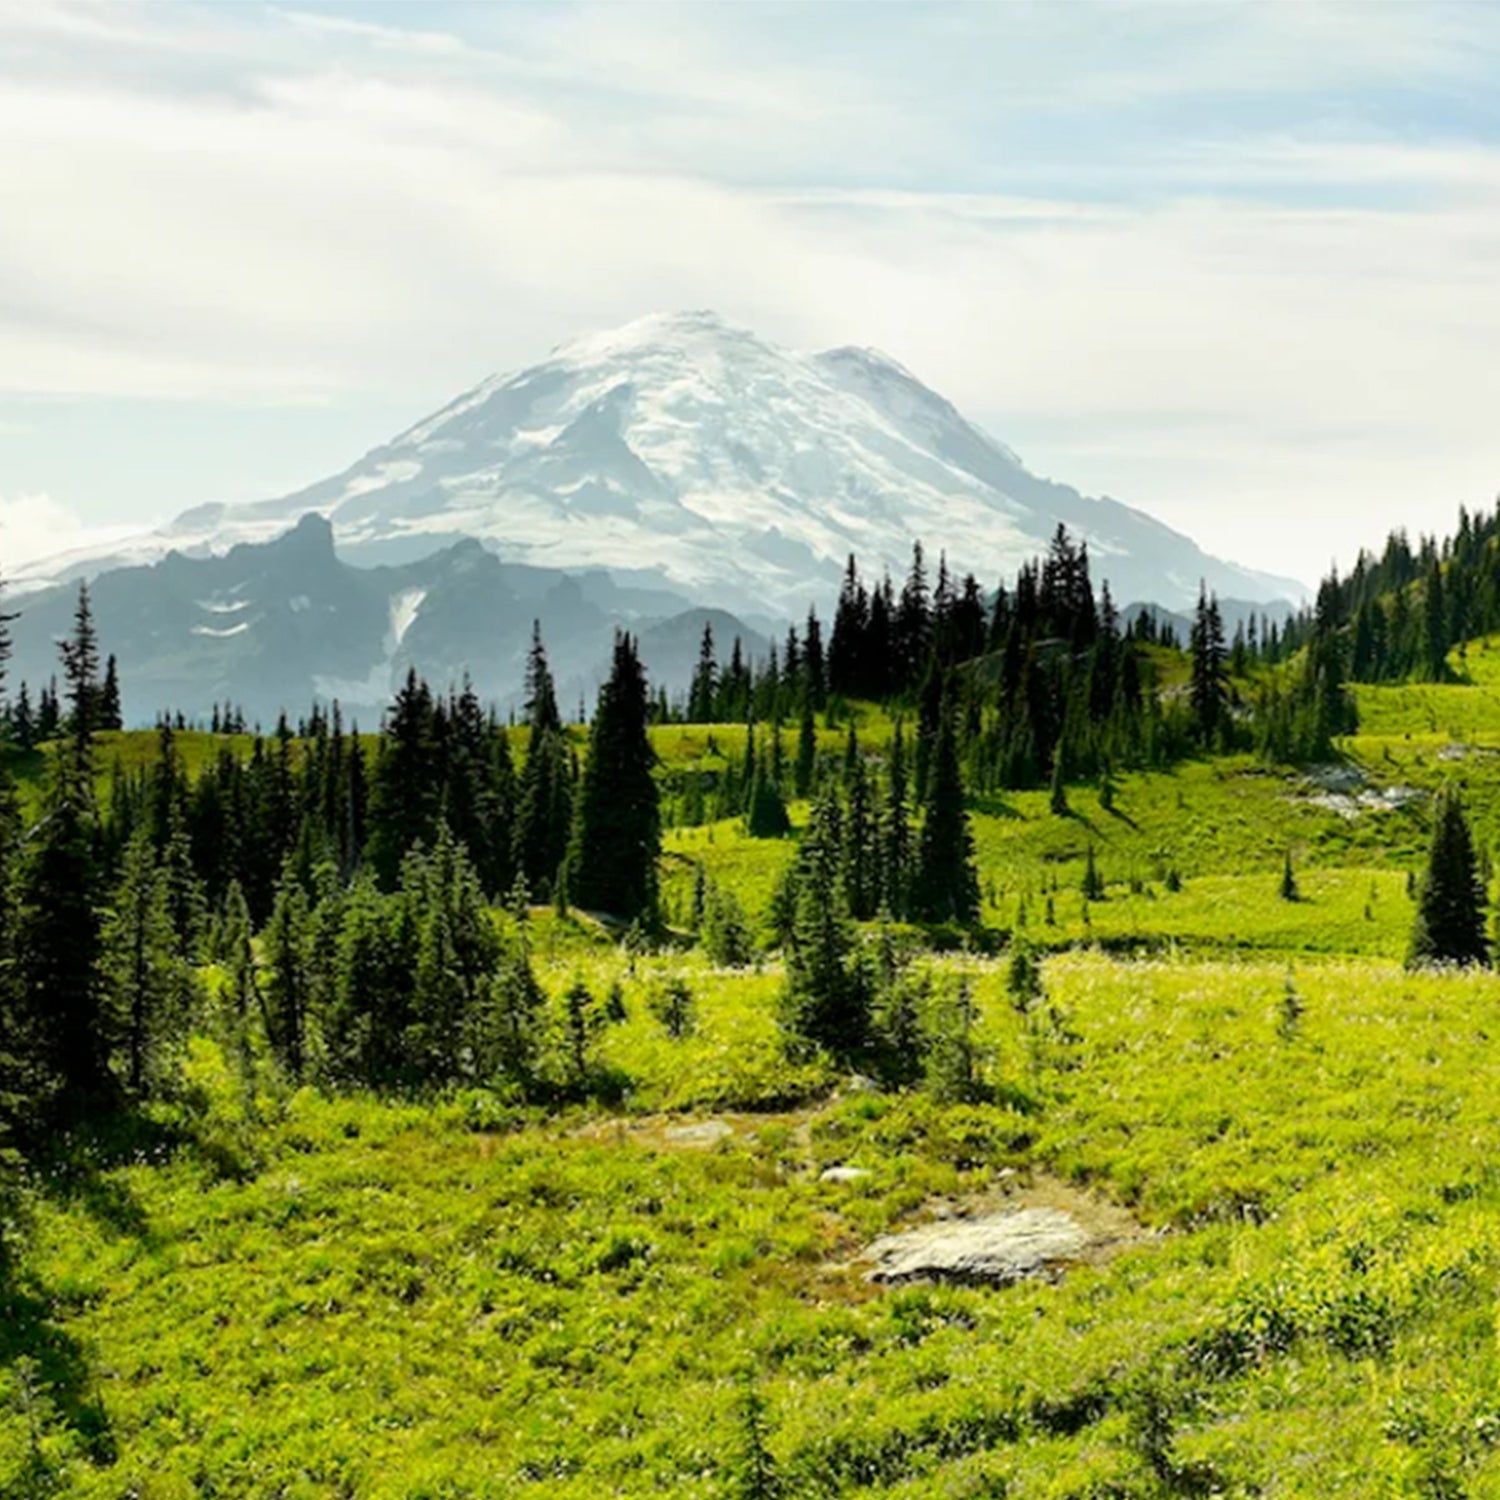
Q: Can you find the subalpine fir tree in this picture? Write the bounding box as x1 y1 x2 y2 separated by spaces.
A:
1407 785 1489 968
794 693 817 797
841 730 879 920
264 864 316 1078
1189 584 1230 746
367 669 441 888
16 762 107 1100
60 582 101 765
688 623 717 722
881 721 912 920
100 655 123 730
780 787 866 1057
912 703 980 925
514 625 574 897
567 632 660 923
102 830 182 1095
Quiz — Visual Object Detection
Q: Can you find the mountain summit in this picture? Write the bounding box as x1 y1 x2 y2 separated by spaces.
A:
21 311 1302 613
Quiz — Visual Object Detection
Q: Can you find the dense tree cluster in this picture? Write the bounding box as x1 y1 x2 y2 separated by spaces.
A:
0 595 665 1140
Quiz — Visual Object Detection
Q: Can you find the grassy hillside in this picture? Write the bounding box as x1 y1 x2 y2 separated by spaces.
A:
9 659 1500 1495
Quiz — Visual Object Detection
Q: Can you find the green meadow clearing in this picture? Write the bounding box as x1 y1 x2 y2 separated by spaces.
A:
8 659 1500 1497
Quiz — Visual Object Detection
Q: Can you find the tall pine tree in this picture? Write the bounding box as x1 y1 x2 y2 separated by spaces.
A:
1407 785 1488 968
568 633 660 923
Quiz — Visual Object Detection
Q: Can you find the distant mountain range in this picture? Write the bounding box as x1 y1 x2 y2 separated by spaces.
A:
7 515 766 727
11 310 1304 721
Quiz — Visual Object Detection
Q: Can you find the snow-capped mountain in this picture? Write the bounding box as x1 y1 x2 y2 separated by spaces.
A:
18 310 1304 614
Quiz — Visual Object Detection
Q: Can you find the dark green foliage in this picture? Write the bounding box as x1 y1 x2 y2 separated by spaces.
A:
912 705 979 926
925 976 986 1104
1279 849 1300 903
1189 584 1229 748
16 763 106 1104
568 632 660 922
562 977 601 1084
1277 968 1305 1040
263 864 315 1079
701 884 754 969
779 789 868 1060
1081 845 1105 901
1408 786 1489 968
366 671 441 889
515 625 574 899
1006 938 1044 1014
102 831 192 1095
1049 753 1068 816
744 768 791 839
881 723 913 921
726 1385 782 1500
650 976 695 1040
794 693 816 797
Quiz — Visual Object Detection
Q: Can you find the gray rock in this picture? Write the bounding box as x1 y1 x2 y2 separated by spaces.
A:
867 1208 1089 1286
820 1166 872 1184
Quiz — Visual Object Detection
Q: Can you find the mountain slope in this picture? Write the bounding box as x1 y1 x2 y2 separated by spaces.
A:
18 312 1303 615
7 516 761 725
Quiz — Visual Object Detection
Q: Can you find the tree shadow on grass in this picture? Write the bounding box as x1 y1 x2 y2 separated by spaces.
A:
0 1274 117 1469
0 1104 189 1477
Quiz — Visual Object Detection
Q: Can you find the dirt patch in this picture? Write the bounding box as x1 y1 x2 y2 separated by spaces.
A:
573 1110 813 1154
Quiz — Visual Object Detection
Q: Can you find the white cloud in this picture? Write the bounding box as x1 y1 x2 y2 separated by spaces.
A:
0 492 137 570
0 0 1498 581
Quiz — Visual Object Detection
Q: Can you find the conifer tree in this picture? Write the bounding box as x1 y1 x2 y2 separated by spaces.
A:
881 721 912 919
515 626 573 897
1189 584 1230 746
102 830 181 1094
688 623 717 722
59 583 104 785
912 704 980 925
567 632 660 922
1408 785 1489 967
794 693 817 797
16 763 107 1100
367 669 441 888
100 655 123 731
264 864 316 1078
780 787 866 1057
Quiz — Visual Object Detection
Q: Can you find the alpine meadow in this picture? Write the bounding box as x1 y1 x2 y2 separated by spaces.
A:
6 3 1500 1496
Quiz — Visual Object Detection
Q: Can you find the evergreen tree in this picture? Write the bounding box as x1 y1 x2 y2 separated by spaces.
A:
16 765 107 1101
780 788 866 1058
515 626 574 897
1408 786 1489 967
100 655 123 730
59 582 102 771
881 721 912 919
568 633 660 922
1279 849 1299 903
794 692 817 797
688 623 717 722
1189 584 1230 746
912 704 980 925
367 670 441 888
102 830 183 1094
264 863 316 1078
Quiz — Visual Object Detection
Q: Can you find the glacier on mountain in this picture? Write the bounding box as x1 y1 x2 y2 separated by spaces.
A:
15 311 1304 614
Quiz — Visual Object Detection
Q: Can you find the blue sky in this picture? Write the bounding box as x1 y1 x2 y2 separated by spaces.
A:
3 0 1499 582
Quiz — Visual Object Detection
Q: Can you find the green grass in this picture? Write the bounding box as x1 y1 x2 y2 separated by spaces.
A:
15 666 1500 1494
9 951 1500 1496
